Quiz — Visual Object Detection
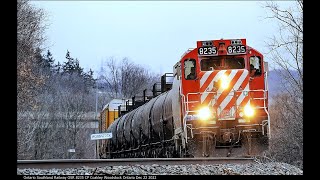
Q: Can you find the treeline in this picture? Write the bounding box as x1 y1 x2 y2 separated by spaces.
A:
18 48 97 159
17 0 158 159
17 0 99 159
263 1 303 169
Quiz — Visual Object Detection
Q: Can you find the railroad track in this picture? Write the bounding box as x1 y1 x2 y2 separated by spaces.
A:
17 157 255 169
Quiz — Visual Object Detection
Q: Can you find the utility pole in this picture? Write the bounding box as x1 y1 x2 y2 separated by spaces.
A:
95 89 99 158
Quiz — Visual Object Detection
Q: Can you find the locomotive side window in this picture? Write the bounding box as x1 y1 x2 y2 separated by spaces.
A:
249 56 262 77
184 59 196 80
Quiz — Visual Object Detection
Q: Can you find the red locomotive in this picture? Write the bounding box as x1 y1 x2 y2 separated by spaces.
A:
99 38 270 158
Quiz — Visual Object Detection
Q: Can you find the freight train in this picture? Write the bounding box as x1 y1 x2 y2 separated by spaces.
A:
98 38 270 158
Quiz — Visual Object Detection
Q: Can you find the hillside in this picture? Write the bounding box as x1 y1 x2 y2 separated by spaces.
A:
267 69 300 98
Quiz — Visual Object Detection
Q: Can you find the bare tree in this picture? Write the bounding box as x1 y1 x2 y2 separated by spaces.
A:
98 57 159 99
17 0 47 110
18 51 98 159
51 73 94 159
268 94 303 168
17 1 97 159
98 57 121 98
265 1 303 98
17 0 49 159
17 111 38 159
263 1 303 169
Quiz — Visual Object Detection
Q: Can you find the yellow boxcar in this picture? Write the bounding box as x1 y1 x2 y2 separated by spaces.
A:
98 99 131 158
99 99 129 132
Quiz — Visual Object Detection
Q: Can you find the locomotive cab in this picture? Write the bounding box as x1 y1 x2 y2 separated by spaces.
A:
180 39 270 157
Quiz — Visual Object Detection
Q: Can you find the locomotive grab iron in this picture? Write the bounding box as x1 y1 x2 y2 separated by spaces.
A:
98 38 270 158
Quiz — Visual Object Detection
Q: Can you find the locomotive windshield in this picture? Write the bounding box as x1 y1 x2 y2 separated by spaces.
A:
200 56 245 71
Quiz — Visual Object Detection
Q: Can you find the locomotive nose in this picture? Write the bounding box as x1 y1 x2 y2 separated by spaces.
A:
200 69 250 120
213 74 231 90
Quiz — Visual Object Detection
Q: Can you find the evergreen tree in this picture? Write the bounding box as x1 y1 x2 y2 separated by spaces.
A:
45 50 55 69
55 62 62 74
83 68 95 89
63 50 83 75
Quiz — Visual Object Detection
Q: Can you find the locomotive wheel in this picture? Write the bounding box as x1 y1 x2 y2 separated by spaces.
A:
202 135 215 157
246 132 252 155
187 134 216 157
241 132 269 157
202 134 210 157
187 138 201 157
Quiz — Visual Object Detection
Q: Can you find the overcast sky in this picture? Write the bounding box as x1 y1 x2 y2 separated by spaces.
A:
31 1 295 77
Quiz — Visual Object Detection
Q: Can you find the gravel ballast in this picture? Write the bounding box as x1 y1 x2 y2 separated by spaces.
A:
17 162 303 175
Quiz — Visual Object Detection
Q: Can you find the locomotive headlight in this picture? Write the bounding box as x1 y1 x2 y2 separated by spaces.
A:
220 74 230 90
198 107 211 120
244 104 254 117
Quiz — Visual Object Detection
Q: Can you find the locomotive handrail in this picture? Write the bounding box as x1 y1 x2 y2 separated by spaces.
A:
264 71 271 138
180 93 189 144
184 89 269 114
